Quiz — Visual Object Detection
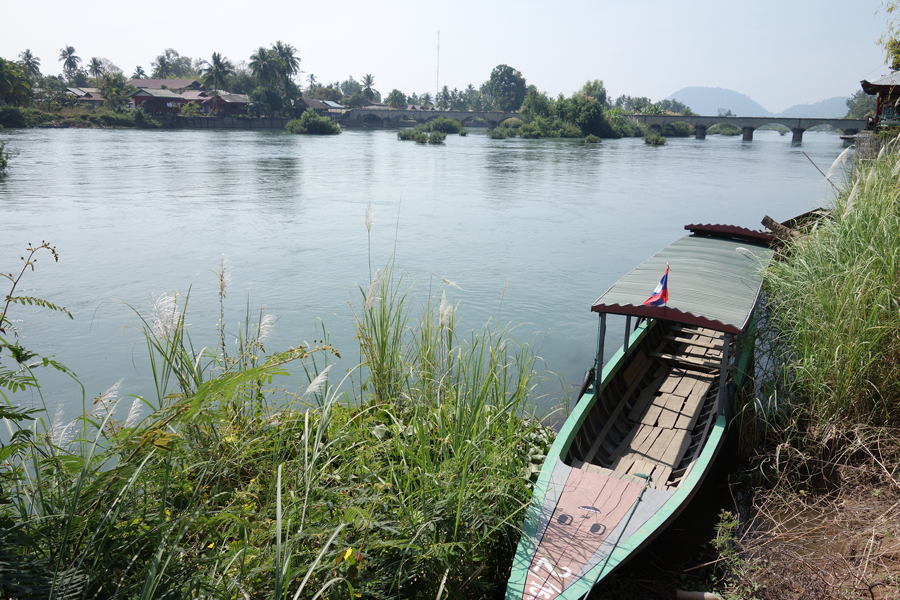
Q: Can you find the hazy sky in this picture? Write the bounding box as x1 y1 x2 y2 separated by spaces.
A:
1 0 893 113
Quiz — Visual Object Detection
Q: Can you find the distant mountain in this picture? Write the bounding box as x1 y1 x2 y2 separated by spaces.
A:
666 87 850 118
776 97 849 118
667 87 772 117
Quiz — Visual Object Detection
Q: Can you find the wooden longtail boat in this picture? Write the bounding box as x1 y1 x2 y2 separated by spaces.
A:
506 224 775 600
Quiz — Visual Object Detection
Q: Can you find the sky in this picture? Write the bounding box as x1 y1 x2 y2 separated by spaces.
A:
1 0 893 113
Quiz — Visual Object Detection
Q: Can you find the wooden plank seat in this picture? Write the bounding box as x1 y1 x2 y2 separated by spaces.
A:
650 352 719 373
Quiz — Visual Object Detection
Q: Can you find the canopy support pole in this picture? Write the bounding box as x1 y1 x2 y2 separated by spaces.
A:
595 313 607 384
624 315 632 358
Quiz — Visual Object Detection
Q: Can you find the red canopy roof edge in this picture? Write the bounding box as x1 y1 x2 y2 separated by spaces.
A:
588 303 741 335
684 223 775 245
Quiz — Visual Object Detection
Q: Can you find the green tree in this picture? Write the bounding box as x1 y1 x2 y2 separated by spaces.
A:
58 45 80 80
18 50 40 80
132 66 146 79
362 74 376 101
345 92 367 108
580 80 608 106
520 86 552 121
846 90 876 119
385 89 406 109
98 71 136 109
437 85 450 109
151 54 170 79
157 49 195 78
201 52 235 112
488 64 526 111
0 58 31 105
420 92 433 108
88 57 104 80
249 47 277 87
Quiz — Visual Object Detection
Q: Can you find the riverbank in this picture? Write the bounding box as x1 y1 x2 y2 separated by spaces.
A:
714 139 900 599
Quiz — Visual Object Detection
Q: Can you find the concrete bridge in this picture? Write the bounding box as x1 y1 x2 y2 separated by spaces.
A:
629 115 867 143
342 108 519 129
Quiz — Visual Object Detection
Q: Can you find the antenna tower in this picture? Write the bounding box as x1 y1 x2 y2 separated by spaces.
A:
436 30 440 98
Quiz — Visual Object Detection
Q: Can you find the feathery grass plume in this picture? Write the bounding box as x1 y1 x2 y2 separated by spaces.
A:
437 275 461 290
439 290 451 329
217 254 231 295
825 147 850 181
256 311 276 345
365 269 381 311
735 247 754 259
150 293 178 340
123 397 143 428
90 378 123 420
303 364 332 396
843 179 860 218
49 403 73 447
891 158 900 179
866 167 878 187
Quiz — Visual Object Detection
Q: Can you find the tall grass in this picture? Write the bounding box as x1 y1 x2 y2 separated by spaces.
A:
0 264 554 598
761 140 900 424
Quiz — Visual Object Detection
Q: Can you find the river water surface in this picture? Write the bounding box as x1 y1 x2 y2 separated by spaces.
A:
0 127 848 417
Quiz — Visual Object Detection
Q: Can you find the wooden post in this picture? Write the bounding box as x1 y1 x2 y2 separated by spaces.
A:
624 315 632 359
596 314 607 383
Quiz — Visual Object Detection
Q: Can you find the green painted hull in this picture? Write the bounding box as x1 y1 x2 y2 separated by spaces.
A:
505 318 737 600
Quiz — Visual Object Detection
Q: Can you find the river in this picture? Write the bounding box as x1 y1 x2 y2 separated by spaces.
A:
0 127 849 418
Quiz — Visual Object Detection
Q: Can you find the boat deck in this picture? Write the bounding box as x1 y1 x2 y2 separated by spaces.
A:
568 323 726 490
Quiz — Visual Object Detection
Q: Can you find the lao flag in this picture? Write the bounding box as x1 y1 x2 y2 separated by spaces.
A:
643 265 669 306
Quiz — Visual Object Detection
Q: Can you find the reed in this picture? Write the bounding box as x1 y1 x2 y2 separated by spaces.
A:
0 259 554 598
761 139 900 424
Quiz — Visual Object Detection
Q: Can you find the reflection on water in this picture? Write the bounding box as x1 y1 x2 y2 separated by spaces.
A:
0 127 849 414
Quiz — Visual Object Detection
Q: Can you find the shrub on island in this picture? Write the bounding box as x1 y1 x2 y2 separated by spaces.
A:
286 110 341 135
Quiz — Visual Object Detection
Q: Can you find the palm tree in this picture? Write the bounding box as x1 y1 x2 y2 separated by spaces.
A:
362 74 375 101
420 92 433 108
0 59 31 105
132 66 146 79
151 55 170 79
272 41 300 80
307 73 317 89
88 57 104 80
201 52 235 113
385 89 406 109
18 49 41 80
58 45 81 79
249 47 276 87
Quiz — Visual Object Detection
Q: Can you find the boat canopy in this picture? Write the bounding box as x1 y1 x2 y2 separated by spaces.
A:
591 227 775 335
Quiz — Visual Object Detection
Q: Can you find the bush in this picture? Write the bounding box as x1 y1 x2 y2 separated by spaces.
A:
707 122 741 136
285 109 341 135
427 131 447 143
413 131 428 143
418 116 464 134
488 128 508 139
605 108 649 138
397 128 417 141
643 133 667 145
584 134 600 143
458 127 468 137
0 139 9 174
662 121 693 137
498 117 523 130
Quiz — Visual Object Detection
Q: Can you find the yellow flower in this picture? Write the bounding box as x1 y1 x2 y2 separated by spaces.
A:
343 547 353 561
207 542 214 549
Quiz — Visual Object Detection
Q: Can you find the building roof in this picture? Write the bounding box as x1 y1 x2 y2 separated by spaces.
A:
300 98 329 110
214 93 250 104
321 100 344 109
590 228 774 335
181 90 210 101
132 88 184 99
861 72 900 95
129 79 203 91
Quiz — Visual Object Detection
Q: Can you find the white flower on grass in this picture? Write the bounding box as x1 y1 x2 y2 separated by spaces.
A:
437 275 461 290
303 364 333 397
365 269 382 311
218 254 231 295
91 378 124 420
124 397 144 428
439 290 451 329
365 200 374 232
825 147 850 181
150 293 178 340
257 311 276 345
49 404 74 448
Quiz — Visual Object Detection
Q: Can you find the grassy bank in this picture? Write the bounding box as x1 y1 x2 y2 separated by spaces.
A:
717 141 900 598
0 259 555 598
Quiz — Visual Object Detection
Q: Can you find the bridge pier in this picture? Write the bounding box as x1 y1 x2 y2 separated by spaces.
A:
742 127 754 141
694 125 707 140
791 128 805 144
